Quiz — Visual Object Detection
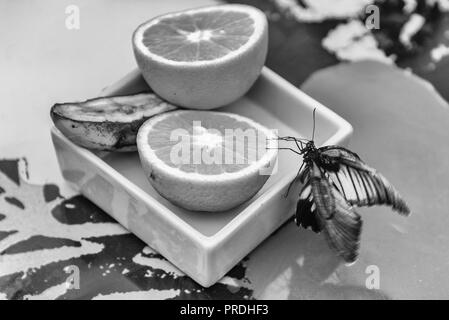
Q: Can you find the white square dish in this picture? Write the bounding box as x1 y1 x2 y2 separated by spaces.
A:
51 67 352 287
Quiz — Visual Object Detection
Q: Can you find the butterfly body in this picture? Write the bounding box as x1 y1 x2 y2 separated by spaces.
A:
279 137 410 263
301 141 341 171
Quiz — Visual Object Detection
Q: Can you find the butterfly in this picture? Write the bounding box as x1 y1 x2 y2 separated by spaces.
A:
276 109 410 263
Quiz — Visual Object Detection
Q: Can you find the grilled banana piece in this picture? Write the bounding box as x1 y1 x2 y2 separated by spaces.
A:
51 93 177 151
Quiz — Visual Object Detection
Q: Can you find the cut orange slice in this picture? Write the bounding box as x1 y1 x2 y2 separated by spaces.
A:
133 4 268 109
137 5 264 62
137 110 277 212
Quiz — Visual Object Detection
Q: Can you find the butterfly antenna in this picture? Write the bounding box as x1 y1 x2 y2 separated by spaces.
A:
311 108 316 141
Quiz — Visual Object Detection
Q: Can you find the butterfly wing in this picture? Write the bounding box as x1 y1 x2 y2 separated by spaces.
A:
319 146 410 215
319 145 362 161
296 161 362 262
296 181 321 233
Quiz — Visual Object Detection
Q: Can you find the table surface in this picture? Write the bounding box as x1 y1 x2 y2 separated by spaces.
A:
1 0 449 299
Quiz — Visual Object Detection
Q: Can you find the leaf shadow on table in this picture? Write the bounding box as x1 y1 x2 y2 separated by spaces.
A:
0 158 254 300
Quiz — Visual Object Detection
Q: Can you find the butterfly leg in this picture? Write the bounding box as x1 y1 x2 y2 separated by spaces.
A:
291 138 304 153
267 147 302 156
284 162 305 198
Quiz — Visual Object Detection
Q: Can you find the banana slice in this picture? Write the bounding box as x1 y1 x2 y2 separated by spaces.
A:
51 93 177 151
